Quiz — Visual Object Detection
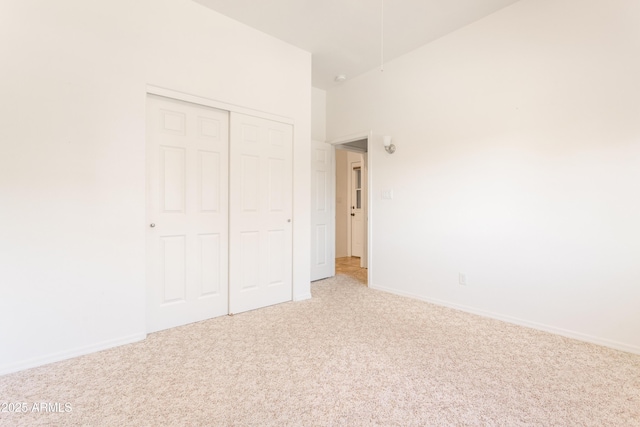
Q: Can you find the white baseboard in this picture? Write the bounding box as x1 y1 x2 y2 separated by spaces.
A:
293 292 312 302
0 333 147 376
369 283 640 356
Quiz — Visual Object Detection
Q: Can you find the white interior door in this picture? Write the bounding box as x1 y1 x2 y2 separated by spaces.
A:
310 140 335 281
229 113 293 314
146 95 229 333
350 162 363 257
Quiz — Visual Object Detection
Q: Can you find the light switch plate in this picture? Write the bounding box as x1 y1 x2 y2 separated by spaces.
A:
459 273 467 286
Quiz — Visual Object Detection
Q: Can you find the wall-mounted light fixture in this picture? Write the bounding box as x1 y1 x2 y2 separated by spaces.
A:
383 136 396 154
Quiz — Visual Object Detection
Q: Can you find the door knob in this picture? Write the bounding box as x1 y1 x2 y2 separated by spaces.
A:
150 223 156 228
287 219 291 223
350 213 355 217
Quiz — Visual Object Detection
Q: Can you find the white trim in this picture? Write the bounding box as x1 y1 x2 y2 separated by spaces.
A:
369 284 640 356
293 292 312 302
362 151 370 270
0 333 147 376
331 131 374 286
348 161 352 256
328 131 370 146
146 85 294 125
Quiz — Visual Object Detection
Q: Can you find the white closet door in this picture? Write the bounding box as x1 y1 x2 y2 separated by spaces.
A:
310 140 335 281
229 113 293 314
146 95 229 333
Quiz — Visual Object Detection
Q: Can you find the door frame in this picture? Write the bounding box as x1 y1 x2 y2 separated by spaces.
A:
147 85 294 126
329 131 374 285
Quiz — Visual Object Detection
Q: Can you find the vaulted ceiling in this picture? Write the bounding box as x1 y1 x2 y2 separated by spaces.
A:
193 0 522 89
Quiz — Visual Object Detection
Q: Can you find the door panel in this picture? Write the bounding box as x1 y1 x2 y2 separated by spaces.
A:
161 147 186 212
230 113 293 314
199 151 220 212
268 158 285 211
161 235 186 302
351 162 363 257
241 155 260 212
310 140 335 281
198 233 220 296
267 230 286 285
240 231 260 290
146 95 229 333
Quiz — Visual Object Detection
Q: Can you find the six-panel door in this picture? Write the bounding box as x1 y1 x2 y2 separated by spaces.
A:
146 95 229 333
310 140 335 281
229 113 293 314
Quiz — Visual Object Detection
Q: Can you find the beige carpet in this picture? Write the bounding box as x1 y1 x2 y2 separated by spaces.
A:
1 274 639 426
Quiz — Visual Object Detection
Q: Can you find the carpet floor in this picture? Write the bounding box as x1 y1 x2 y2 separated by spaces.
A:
1 274 639 426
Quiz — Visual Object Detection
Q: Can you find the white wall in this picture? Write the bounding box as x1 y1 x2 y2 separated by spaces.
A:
326 0 640 353
311 87 327 142
0 0 311 374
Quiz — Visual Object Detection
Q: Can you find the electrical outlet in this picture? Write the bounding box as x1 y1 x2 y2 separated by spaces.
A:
459 273 467 286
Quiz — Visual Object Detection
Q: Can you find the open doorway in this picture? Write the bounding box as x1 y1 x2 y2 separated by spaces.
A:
310 133 373 286
335 139 368 285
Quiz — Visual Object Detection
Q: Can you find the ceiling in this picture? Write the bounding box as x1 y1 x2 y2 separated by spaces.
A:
193 0 522 90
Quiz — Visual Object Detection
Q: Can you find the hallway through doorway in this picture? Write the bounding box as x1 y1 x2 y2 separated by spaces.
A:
336 257 367 284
